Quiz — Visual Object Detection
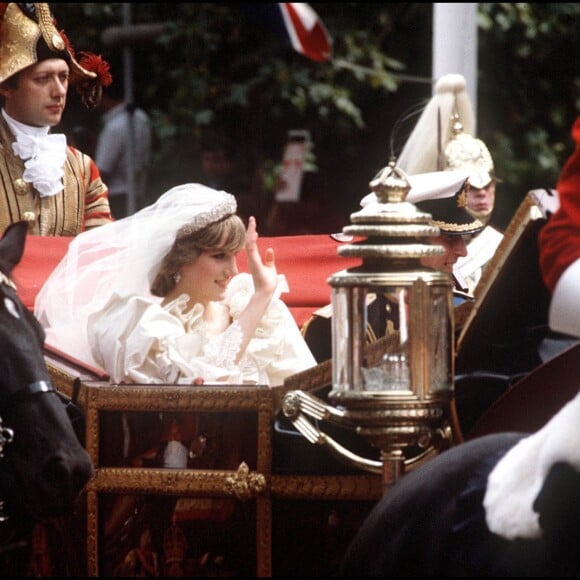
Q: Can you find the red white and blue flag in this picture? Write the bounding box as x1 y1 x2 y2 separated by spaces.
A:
277 3 333 62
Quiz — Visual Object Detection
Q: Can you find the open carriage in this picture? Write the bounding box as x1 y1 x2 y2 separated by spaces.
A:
9 189 579 577
14 232 384 577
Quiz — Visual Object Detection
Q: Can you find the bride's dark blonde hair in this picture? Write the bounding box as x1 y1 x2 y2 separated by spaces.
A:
151 214 246 297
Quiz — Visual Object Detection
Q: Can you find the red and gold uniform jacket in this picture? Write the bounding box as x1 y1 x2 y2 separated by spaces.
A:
538 116 580 292
0 116 112 236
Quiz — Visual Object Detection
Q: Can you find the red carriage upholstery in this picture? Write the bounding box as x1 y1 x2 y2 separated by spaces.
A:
12 235 73 315
237 234 360 327
13 233 360 329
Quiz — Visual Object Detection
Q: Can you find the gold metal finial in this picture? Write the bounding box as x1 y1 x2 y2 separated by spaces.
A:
334 156 442 265
369 158 411 204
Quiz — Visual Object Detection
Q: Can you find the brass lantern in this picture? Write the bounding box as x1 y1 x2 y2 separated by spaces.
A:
282 159 456 491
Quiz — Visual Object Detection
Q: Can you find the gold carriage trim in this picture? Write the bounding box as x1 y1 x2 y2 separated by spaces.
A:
224 462 266 500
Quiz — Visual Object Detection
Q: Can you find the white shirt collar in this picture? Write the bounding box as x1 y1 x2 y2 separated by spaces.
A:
2 108 67 198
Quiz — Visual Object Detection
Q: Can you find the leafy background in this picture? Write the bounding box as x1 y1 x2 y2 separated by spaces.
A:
57 3 580 231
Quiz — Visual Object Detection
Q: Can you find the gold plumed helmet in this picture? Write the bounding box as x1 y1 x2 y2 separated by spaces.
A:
0 3 112 108
444 111 496 189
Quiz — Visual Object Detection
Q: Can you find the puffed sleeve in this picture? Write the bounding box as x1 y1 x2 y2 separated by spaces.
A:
88 293 246 384
225 273 317 386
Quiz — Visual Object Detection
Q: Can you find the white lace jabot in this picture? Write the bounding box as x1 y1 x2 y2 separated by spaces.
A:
2 109 67 197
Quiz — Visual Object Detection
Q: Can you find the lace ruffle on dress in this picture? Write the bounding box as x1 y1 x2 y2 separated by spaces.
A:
88 273 316 386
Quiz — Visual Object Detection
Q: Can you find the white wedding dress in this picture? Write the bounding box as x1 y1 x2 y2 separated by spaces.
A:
88 273 316 386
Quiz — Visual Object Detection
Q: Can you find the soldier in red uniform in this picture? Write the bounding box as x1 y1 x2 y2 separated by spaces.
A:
537 117 580 336
538 117 580 323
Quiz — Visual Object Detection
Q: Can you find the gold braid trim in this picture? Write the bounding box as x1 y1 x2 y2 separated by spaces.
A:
35 3 65 51
431 219 483 234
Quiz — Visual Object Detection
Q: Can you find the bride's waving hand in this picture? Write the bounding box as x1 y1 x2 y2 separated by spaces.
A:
235 216 277 363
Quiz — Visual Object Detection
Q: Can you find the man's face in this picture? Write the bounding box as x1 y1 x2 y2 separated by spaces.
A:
420 234 469 273
466 181 496 218
0 59 69 127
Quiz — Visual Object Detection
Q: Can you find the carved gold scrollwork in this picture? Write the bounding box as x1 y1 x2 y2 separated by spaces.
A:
224 462 265 500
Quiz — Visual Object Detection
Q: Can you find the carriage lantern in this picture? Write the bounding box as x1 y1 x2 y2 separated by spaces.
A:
282 159 456 492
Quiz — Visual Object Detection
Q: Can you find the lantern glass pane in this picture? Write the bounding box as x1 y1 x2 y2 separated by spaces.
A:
425 285 452 393
332 284 413 393
331 277 453 398
359 286 410 392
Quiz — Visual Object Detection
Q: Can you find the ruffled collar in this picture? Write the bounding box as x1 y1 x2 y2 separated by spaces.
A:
2 108 67 197
163 294 205 330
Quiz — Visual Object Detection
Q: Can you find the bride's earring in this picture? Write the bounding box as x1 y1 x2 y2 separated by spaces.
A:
173 271 182 284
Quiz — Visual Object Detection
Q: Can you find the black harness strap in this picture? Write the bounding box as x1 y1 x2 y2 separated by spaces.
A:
3 380 56 409
21 381 54 396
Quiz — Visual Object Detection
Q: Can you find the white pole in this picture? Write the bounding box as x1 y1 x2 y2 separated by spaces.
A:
123 3 137 215
432 3 478 131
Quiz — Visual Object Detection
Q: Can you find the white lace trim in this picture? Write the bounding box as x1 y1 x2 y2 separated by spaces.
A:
3 109 67 197
165 294 244 371
203 320 243 369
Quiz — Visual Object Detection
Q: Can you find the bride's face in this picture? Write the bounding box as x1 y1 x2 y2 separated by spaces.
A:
180 247 239 304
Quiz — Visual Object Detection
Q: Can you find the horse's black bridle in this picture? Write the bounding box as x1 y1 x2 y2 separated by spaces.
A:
0 273 56 456
0 273 62 535
0 381 57 458
4 380 55 407
0 272 14 291
0 418 13 459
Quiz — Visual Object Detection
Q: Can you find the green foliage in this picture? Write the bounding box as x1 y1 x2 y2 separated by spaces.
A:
56 3 579 226
477 3 580 225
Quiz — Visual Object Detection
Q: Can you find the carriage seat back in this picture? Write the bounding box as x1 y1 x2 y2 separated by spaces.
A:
13 233 359 330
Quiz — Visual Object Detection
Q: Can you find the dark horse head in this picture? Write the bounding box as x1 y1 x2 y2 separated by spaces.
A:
0 222 93 528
